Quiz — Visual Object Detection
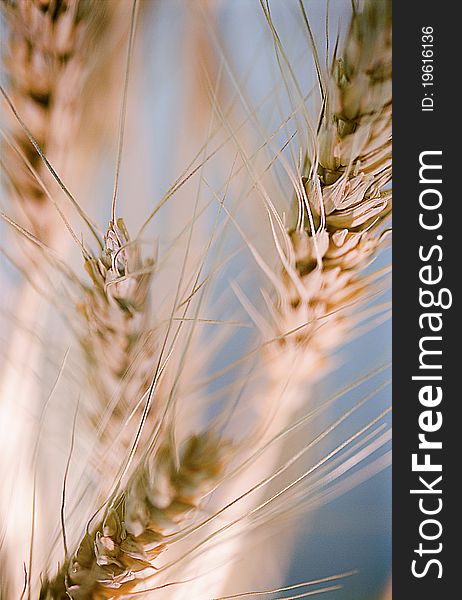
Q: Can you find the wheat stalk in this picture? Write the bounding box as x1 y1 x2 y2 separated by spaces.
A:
0 2 133 596
190 2 392 596
39 432 229 599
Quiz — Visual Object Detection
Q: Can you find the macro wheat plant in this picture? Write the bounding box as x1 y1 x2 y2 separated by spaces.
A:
0 1 392 599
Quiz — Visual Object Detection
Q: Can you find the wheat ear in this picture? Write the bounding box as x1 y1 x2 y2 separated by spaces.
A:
0 0 121 241
195 3 392 597
271 0 391 382
39 432 229 599
77 218 157 444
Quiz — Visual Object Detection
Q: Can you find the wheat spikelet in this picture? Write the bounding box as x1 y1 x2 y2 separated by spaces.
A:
39 432 229 599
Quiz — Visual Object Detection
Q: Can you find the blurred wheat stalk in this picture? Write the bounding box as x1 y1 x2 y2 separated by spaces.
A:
0 0 131 596
0 1 392 598
1 0 128 241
